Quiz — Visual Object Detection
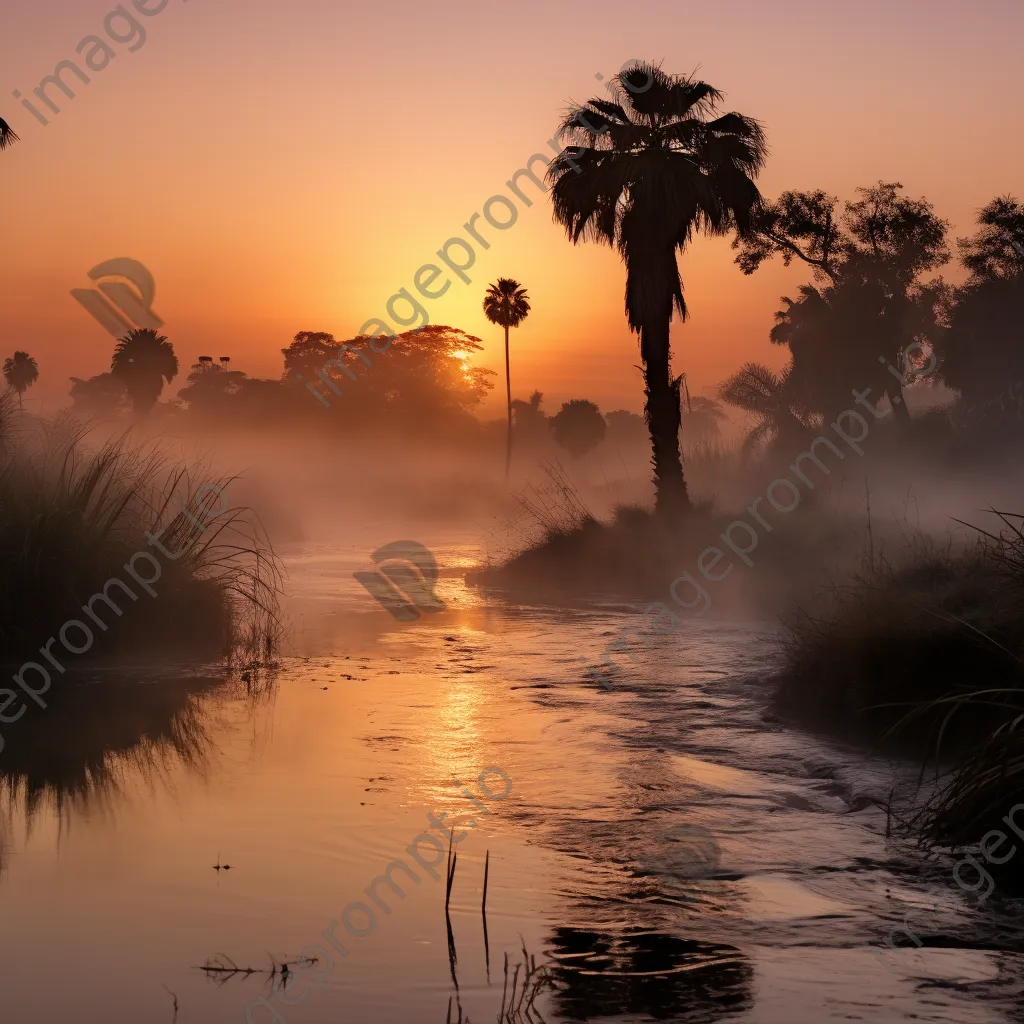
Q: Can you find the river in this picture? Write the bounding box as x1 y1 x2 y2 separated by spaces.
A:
1 530 1022 1023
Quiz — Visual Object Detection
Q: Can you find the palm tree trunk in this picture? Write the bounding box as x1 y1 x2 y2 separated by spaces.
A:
641 317 689 517
504 324 512 482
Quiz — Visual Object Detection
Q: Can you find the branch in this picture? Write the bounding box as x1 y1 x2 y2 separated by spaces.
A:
764 228 838 281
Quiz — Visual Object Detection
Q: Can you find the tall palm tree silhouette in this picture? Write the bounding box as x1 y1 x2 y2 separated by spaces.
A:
548 62 767 516
483 278 531 480
0 117 19 151
111 328 179 417
2 351 38 409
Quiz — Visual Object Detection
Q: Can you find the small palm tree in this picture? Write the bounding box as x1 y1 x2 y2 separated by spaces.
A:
548 62 767 516
0 116 19 152
719 362 811 453
110 328 179 417
2 351 38 409
483 278 531 480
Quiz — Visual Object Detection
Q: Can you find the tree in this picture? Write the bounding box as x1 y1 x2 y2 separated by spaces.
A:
736 182 950 421
483 279 531 481
719 362 811 453
548 62 767 516
281 331 341 385
69 373 130 419
605 409 647 445
0 116 18 152
684 396 726 444
956 195 1024 283
550 399 607 457
177 357 249 420
511 389 548 442
941 197 1024 402
110 328 179 417
2 351 38 409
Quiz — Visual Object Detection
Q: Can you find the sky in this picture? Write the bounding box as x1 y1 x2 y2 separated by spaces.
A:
1 0 1021 418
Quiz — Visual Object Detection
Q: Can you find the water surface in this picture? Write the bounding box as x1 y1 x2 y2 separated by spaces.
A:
2 535 1022 1023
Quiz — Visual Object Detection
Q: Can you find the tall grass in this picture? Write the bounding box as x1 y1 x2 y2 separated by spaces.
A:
774 507 1024 865
0 394 281 666
901 513 1024 862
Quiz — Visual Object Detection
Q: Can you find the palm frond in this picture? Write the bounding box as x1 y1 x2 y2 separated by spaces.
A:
0 116 20 151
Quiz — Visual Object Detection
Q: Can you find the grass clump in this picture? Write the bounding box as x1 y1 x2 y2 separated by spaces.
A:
774 510 1024 874
0 397 281 667
775 519 1024 748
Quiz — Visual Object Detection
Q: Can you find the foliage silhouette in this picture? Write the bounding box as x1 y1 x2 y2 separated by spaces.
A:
550 399 607 457
941 197 1024 404
719 361 811 453
111 328 179 417
548 60 767 518
483 278 531 481
0 116 18 151
738 182 950 422
3 351 38 409
69 372 130 420
684 396 726 443
511 389 548 443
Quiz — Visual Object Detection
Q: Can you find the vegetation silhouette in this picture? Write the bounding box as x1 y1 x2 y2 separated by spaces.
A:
111 327 179 417
483 278 531 481
511 389 548 444
719 361 811 454
279 325 495 435
550 399 607 457
3 350 38 409
0 395 281 668
69 371 130 420
737 182 949 423
0 116 18 151
682 396 725 445
943 196 1024 404
604 408 647 448
548 60 767 518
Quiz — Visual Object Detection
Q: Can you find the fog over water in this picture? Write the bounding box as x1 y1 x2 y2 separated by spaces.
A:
2 423 1023 1023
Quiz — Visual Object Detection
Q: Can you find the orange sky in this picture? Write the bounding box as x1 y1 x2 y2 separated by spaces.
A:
1 0 1021 418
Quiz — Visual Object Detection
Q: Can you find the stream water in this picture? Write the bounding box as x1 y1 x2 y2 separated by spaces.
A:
2 532 1023 1023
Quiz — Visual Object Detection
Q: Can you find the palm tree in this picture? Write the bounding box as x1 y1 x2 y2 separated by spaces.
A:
2 351 38 409
110 328 178 417
548 62 767 517
0 116 19 152
719 362 811 453
483 278 531 480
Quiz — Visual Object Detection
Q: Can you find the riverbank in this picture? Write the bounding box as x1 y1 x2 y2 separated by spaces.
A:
0 406 281 753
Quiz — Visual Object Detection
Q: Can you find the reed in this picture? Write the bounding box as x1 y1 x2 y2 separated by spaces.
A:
0 403 281 666
774 508 1024 873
